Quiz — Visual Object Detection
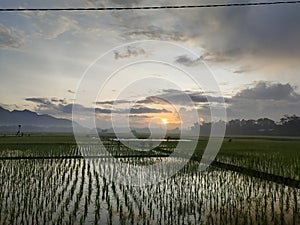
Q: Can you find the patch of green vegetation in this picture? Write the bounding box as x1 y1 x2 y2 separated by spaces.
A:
0 133 76 144
0 133 299 179
216 137 300 179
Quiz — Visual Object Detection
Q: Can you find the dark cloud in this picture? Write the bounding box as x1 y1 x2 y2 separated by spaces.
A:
26 95 171 116
76 106 170 115
133 83 300 121
135 89 229 109
144 89 227 105
226 81 300 120
137 96 170 105
51 98 67 104
97 89 226 108
129 115 150 118
114 46 146 60
129 107 170 114
26 97 67 105
95 108 113 114
110 1 300 65
24 80 300 122
67 90 75 94
60 105 122 115
25 97 72 115
234 81 300 101
41 103 113 115
72 105 171 115
137 90 195 106
174 55 202 67
233 65 257 74
25 97 52 105
0 23 24 49
190 3 300 61
96 99 132 105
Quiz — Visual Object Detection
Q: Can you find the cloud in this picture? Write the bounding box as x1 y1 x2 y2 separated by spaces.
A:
107 0 144 6
11 0 300 64
67 90 75 94
85 0 144 7
140 89 227 106
72 105 171 115
106 1 300 69
132 83 300 121
0 23 24 49
233 65 257 74
95 100 132 105
114 46 146 60
226 81 300 120
23 80 300 124
25 97 71 115
129 114 150 118
26 97 67 105
37 15 79 40
129 107 170 114
25 96 171 116
95 108 113 114
123 26 186 41
25 97 52 105
137 96 170 105
174 55 202 67
95 90 227 114
21 12 79 40
188 4 300 62
51 98 67 104
234 81 300 101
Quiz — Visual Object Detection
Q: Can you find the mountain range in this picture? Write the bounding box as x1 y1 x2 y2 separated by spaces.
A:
0 107 75 132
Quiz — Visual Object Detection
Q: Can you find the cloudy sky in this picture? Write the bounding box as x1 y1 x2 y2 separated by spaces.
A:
0 0 300 128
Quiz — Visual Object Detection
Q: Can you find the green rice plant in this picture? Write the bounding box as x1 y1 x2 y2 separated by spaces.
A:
0 140 299 224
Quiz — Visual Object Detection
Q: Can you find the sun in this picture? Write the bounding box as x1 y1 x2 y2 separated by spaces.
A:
161 118 168 125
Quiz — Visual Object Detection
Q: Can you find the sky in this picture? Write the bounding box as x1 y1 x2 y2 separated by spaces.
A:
0 0 300 128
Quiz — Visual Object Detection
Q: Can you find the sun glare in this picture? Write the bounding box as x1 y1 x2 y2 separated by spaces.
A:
161 118 168 125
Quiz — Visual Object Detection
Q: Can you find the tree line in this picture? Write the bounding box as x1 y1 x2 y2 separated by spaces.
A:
192 114 300 136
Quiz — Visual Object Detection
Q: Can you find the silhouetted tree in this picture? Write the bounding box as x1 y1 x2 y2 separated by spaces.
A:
16 124 21 136
208 115 300 136
279 114 300 136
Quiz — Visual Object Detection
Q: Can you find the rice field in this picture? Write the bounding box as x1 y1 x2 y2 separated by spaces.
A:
216 138 300 180
0 135 299 224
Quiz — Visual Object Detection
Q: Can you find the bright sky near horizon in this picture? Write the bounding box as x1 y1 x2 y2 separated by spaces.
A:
0 0 300 128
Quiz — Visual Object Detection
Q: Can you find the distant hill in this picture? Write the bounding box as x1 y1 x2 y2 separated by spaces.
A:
0 107 78 132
